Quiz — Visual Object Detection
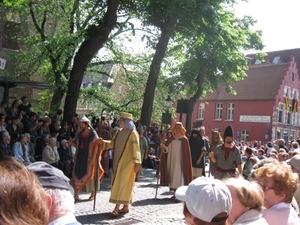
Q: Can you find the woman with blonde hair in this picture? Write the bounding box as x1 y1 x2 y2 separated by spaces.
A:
224 177 268 225
0 157 49 224
255 163 299 224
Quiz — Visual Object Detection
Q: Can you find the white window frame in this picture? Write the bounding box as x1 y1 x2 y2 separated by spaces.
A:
226 103 234 121
291 72 295 82
284 86 291 98
198 103 205 120
297 109 300 126
215 103 222 120
241 130 249 142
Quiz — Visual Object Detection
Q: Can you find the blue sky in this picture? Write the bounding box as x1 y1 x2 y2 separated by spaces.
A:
234 0 300 52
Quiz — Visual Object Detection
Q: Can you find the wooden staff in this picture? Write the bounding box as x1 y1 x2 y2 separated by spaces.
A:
155 128 167 199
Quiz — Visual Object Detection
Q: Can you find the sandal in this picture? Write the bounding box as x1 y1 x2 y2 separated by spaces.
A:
111 209 119 217
89 193 95 201
119 208 129 214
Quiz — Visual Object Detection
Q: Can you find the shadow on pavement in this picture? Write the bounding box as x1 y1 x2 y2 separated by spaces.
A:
132 197 181 206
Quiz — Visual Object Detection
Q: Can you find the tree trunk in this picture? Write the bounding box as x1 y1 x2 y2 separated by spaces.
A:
140 23 172 129
50 88 65 112
185 73 205 133
63 0 119 124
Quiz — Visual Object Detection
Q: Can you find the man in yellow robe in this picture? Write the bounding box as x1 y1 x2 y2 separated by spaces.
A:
99 112 141 216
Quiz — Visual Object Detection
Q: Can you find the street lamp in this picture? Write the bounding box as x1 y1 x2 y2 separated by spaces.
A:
165 95 172 110
161 95 172 128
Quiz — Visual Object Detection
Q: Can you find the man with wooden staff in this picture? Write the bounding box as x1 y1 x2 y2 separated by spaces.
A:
69 115 104 202
159 122 192 201
99 112 141 217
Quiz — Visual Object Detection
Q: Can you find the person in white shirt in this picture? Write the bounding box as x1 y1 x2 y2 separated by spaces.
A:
255 163 299 225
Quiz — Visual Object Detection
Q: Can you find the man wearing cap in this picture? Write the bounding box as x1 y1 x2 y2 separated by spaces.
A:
99 112 141 216
175 176 232 224
160 122 192 200
208 125 242 180
27 161 81 225
58 139 73 177
70 115 104 201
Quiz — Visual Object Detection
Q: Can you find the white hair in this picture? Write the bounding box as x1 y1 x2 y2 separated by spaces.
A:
44 188 75 222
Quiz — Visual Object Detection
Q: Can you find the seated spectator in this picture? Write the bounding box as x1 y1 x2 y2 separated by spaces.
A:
13 134 30 165
6 116 22 137
142 147 158 169
50 120 61 136
0 100 7 116
175 177 232 225
58 121 70 142
0 113 7 133
257 148 266 160
52 109 63 123
6 100 19 118
224 177 268 225
24 112 43 138
243 147 259 180
58 139 73 177
35 134 50 159
27 161 81 224
42 137 63 171
25 133 35 163
37 117 51 137
18 96 31 116
0 132 13 159
255 163 299 224
0 157 49 224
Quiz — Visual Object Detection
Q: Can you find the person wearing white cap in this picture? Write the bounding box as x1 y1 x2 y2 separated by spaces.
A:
175 176 232 225
99 112 141 216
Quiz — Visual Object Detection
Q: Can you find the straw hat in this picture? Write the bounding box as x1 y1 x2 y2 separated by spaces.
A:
120 112 133 120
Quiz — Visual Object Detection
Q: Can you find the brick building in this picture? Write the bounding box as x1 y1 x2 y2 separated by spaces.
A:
180 48 300 142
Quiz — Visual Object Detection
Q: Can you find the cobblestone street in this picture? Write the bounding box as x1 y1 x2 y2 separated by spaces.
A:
74 168 186 225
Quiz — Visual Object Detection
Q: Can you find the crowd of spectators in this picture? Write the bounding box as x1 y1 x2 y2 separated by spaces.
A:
0 97 77 178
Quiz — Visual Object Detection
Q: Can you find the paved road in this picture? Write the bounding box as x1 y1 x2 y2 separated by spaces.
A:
74 168 186 225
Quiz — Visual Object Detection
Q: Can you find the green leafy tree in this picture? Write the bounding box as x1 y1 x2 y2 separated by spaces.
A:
177 10 264 132
136 0 263 131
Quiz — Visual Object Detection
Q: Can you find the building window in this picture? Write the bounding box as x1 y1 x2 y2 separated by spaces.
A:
284 86 291 98
290 130 296 141
278 103 285 123
198 103 205 120
291 72 295 82
287 106 292 124
241 130 249 142
297 109 300 126
272 56 281 64
254 59 261 64
283 129 289 143
226 103 234 120
215 103 222 120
